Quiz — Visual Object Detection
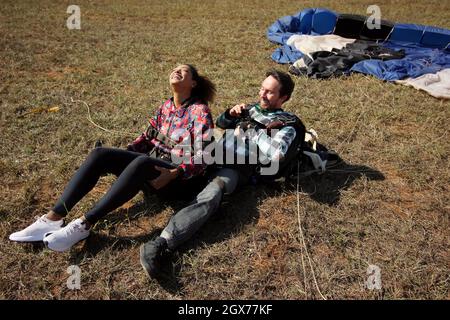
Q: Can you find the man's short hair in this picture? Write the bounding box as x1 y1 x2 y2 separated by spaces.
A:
265 69 295 102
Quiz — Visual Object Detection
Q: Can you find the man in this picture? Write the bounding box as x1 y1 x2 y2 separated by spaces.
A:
140 69 305 279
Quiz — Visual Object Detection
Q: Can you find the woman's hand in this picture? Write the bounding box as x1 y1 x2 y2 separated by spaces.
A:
149 166 180 190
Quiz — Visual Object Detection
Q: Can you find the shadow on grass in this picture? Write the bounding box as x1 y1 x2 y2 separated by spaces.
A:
153 184 271 293
66 155 384 293
25 242 46 253
293 160 385 206
153 158 384 292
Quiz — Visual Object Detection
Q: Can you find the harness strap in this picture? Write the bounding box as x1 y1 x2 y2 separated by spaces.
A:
146 126 179 149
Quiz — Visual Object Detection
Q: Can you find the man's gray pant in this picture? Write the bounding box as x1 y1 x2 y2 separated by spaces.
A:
160 168 242 249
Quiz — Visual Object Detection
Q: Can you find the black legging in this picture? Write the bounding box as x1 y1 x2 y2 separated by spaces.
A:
52 147 177 223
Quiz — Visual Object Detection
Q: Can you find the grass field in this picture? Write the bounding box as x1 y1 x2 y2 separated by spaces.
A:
0 0 449 299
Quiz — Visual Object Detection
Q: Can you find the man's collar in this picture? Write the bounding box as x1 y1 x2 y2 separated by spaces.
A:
254 102 284 114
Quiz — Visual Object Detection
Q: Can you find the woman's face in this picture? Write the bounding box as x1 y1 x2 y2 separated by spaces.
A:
169 65 196 91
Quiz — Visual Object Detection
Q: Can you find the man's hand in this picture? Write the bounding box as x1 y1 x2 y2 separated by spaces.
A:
150 166 180 190
229 103 247 117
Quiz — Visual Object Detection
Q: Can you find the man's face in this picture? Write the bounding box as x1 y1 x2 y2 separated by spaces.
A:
259 76 287 110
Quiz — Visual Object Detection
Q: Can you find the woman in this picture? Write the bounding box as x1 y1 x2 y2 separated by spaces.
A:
9 64 216 252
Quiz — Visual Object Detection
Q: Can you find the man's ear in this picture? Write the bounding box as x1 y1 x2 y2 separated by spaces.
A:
192 80 197 88
280 95 288 104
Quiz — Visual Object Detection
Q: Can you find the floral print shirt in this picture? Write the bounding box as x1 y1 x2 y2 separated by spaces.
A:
129 97 214 179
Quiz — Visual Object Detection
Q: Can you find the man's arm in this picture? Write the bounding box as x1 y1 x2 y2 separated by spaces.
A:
252 125 297 162
216 103 248 129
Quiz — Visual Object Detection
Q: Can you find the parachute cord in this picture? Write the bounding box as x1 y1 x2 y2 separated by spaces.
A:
296 160 327 300
70 98 136 138
297 160 309 298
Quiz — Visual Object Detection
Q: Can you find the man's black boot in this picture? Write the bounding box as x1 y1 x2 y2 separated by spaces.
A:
140 236 168 279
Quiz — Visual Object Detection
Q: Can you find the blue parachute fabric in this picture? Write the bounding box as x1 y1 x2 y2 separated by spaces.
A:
271 45 304 65
351 23 450 80
351 41 450 80
421 26 450 48
267 8 337 63
388 23 427 44
389 23 450 48
296 8 314 34
311 8 338 35
267 15 301 45
267 8 338 45
268 9 450 80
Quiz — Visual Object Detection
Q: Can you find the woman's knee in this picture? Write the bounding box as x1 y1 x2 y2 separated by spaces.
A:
128 155 154 173
87 146 110 162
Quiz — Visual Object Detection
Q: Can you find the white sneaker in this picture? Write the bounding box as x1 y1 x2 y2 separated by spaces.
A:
43 218 90 252
9 215 64 242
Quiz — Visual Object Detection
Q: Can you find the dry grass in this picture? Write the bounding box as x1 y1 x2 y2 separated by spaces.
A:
0 0 449 299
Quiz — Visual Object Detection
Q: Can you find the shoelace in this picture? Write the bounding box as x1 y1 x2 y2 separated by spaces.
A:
64 221 85 236
25 216 47 230
34 215 61 226
36 215 60 222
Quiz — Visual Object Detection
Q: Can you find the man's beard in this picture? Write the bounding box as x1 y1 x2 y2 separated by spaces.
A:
260 98 274 109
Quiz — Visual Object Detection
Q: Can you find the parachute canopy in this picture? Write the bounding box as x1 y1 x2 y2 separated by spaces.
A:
267 8 450 82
